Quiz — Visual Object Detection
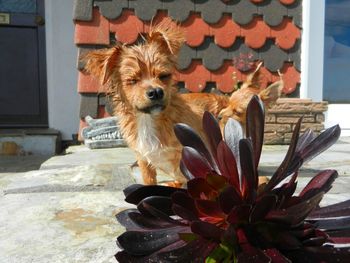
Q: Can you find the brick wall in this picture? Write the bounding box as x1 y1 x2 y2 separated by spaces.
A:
264 98 328 144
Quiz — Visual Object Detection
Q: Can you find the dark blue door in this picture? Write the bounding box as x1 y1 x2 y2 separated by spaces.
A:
323 0 350 103
0 0 47 127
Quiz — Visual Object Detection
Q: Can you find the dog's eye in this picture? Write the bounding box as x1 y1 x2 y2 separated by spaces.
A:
127 79 138 85
158 73 172 81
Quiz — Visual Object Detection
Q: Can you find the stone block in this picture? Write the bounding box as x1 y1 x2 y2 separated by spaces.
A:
293 123 325 132
265 123 291 133
316 113 325 123
269 100 328 114
265 114 276 123
277 115 315 124
263 132 284 144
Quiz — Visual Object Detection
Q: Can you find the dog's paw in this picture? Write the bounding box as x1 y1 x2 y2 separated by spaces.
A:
160 181 184 188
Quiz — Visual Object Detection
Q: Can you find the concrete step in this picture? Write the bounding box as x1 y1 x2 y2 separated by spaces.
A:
0 128 61 156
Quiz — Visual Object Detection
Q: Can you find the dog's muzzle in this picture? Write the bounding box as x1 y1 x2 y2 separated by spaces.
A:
146 88 164 101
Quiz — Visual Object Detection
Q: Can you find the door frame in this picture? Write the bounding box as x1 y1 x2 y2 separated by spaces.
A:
0 0 48 127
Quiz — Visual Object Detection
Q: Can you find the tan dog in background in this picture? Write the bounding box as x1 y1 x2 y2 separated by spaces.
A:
84 18 282 186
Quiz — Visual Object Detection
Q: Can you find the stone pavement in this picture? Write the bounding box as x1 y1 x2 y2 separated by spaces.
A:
1 137 350 263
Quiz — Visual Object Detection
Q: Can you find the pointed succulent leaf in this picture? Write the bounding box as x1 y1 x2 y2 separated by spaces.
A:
206 173 227 191
286 246 350 263
308 199 350 219
224 118 243 176
250 194 278 223
288 223 315 239
299 170 338 199
265 118 302 192
191 220 224 242
237 249 271 263
302 236 327 246
299 124 341 164
263 248 291 263
123 184 143 197
157 238 217 262
227 204 252 224
128 211 178 229
180 159 194 180
222 224 238 247
246 95 265 168
137 196 174 216
217 141 240 189
273 172 299 207
172 204 198 222
171 191 197 213
182 146 213 178
117 226 187 256
219 186 243 214
171 191 199 220
240 139 257 202
116 209 144 230
195 199 225 218
275 231 302 250
125 184 185 205
203 111 222 162
137 201 185 226
174 123 218 172
115 240 189 263
329 236 350 244
187 177 216 199
284 192 324 225
312 216 350 231
295 129 316 152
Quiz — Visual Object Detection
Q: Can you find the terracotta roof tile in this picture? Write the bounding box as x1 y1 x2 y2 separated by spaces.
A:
80 93 98 118
251 0 264 3
78 120 88 141
74 0 302 27
73 0 93 21
78 72 103 93
177 60 211 92
241 17 270 49
272 63 300 94
271 18 300 50
259 40 288 72
258 0 287 27
164 0 194 22
210 61 237 93
280 0 297 6
210 15 240 48
182 13 210 47
75 8 109 45
110 9 143 44
176 61 300 94
94 0 127 20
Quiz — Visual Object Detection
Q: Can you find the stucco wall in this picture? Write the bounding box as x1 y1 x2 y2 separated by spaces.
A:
45 0 79 140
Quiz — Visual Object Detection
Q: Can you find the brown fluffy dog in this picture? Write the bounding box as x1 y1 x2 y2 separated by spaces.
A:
84 19 282 186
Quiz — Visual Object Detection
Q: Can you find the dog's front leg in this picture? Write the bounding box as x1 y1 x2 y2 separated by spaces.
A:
137 158 157 185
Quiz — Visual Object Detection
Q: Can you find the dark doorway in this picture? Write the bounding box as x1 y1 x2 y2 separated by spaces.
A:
323 0 350 103
0 0 48 127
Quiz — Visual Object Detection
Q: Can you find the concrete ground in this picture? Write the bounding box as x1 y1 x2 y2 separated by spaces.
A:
1 137 350 262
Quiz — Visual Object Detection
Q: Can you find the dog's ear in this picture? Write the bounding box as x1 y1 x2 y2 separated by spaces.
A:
259 79 283 107
147 18 185 55
241 62 263 89
83 45 122 85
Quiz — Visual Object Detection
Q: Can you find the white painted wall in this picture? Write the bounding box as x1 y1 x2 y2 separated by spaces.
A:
300 0 325 101
302 0 350 135
44 0 79 140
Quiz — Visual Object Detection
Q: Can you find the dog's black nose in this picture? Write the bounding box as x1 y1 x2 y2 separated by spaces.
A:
146 88 164 100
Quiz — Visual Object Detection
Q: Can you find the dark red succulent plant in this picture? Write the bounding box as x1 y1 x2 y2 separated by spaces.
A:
115 96 350 262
